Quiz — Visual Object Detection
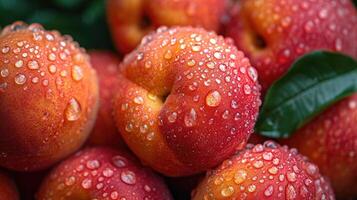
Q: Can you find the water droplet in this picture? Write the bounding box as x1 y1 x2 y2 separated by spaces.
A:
125 123 133 132
48 65 57 74
81 178 92 189
164 50 172 59
184 108 197 127
111 191 118 199
219 64 226 72
72 65 83 81
144 185 151 192
86 160 100 169
168 112 177 123
48 53 56 61
14 74 26 85
248 67 258 82
192 45 201 52
253 160 264 169
121 170 136 185
285 184 297 200
263 152 273 161
318 9 328 19
214 52 222 59
263 185 274 197
137 52 144 60
222 110 229 119
146 132 155 141
247 184 256 193
304 21 314 32
221 186 234 197
15 60 24 68
231 100 238 109
131 95 144 105
2 46 10 54
65 98 81 121
65 176 76 186
187 59 196 67
1 69 9 77
268 166 278 175
305 163 318 176
244 85 251 94
112 155 127 168
205 90 221 107
206 62 215 69
103 168 114 177
335 38 342 51
209 38 217 44
234 170 247 184
27 60 39 70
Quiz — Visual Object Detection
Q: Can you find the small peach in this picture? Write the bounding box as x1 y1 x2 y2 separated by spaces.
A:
0 22 99 171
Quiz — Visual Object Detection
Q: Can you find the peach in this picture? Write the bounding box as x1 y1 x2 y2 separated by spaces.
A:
284 94 357 198
0 22 99 171
113 26 261 176
0 171 19 200
37 147 173 200
192 141 335 200
226 0 357 91
86 51 125 147
107 0 227 53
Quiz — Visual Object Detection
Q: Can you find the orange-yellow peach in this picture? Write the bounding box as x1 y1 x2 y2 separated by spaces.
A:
192 141 335 200
284 94 357 199
113 26 261 176
86 51 125 147
0 22 99 171
226 0 357 91
37 147 173 200
107 0 227 53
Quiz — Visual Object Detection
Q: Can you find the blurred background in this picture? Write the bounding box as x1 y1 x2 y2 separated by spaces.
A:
0 0 114 50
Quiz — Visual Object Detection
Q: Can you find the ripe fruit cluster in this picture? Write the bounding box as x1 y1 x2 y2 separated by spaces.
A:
0 0 356 199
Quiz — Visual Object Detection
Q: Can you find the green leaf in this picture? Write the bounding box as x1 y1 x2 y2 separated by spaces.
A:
255 51 357 138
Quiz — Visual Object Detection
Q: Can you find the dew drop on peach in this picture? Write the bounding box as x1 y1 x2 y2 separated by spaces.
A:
65 98 81 121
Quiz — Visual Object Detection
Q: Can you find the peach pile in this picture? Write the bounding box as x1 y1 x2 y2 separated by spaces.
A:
37 147 172 199
107 0 227 53
226 0 357 91
0 0 356 198
113 26 261 176
0 22 99 171
192 141 335 200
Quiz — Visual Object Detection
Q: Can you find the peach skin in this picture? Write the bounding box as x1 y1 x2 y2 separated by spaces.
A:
107 0 227 53
0 22 99 171
113 26 261 176
37 147 173 200
284 94 357 199
226 0 357 92
192 141 335 200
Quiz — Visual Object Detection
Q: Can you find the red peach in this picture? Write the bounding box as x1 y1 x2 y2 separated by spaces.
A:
0 22 99 171
284 94 357 199
86 51 125 147
226 0 357 91
37 147 173 200
107 0 227 53
192 141 335 200
113 26 261 176
0 171 19 200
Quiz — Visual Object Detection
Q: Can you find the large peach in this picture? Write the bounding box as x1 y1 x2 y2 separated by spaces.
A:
107 0 227 53
226 0 357 91
113 26 261 176
284 94 357 199
86 51 124 147
192 141 335 200
37 147 173 200
0 22 99 171
0 171 19 200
